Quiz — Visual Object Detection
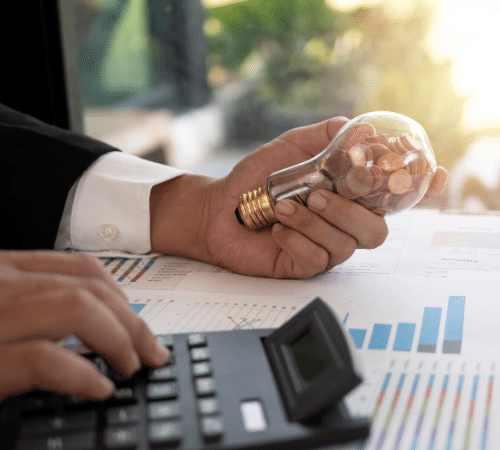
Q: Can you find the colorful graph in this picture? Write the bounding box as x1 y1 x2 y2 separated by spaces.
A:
99 256 158 283
360 370 494 450
345 296 466 354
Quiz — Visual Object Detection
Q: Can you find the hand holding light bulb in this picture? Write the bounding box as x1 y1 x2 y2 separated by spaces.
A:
150 115 447 279
236 112 449 229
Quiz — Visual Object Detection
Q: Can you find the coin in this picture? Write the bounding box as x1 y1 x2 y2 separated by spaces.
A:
400 133 422 152
340 122 376 149
348 144 368 166
388 169 412 194
368 142 390 161
321 149 351 179
345 166 374 196
422 166 449 201
377 152 404 172
369 165 385 190
336 179 359 199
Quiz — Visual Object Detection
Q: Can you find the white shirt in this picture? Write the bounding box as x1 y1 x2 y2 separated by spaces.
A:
54 152 186 254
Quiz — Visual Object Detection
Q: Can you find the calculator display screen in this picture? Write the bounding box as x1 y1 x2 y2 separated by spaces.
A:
290 329 328 383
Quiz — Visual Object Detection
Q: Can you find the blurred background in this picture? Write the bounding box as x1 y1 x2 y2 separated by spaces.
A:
72 0 500 211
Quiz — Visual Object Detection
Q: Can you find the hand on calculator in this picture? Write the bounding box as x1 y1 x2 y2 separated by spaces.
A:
0 250 169 401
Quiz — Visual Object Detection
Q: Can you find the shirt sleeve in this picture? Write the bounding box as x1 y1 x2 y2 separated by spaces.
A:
54 152 187 254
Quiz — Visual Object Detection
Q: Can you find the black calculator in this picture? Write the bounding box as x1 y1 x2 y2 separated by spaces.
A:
0 297 370 450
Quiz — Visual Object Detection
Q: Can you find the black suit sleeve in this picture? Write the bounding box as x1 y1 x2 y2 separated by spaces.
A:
0 103 120 250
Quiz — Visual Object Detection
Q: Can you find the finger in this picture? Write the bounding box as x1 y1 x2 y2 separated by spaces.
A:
420 166 449 202
0 289 141 376
0 341 114 401
277 117 349 158
272 223 330 279
4 251 125 300
274 199 357 270
306 190 388 249
78 280 170 368
0 268 169 368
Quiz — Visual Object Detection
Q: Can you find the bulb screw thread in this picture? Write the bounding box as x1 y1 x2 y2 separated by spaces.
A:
236 186 277 229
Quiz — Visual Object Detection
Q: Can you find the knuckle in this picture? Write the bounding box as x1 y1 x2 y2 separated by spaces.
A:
65 288 95 317
335 237 357 264
309 248 329 270
295 209 316 231
367 220 389 249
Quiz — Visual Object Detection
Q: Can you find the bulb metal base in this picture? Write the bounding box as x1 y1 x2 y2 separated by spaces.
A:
236 186 277 229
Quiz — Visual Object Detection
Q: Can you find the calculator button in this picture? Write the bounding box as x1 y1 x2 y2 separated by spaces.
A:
191 362 211 377
200 416 224 441
15 430 96 450
156 334 174 349
103 425 138 449
187 333 207 347
148 420 182 445
20 411 97 436
197 398 219 415
147 401 181 420
22 394 54 415
190 347 210 362
194 378 217 397
146 382 178 400
111 387 137 404
106 405 140 425
148 366 176 381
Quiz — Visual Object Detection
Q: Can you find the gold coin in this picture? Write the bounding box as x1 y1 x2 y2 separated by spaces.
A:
388 169 412 194
345 166 374 196
377 152 404 172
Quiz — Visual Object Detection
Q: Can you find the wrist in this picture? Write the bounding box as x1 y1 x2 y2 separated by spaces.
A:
149 174 216 261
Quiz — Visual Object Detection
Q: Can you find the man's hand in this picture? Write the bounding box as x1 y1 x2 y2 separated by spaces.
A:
0 251 169 401
150 117 448 279
151 117 389 278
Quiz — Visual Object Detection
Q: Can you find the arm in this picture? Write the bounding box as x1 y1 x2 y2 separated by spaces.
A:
0 103 117 250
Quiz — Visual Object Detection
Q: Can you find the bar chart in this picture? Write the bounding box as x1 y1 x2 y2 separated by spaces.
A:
100 256 158 283
353 366 495 450
344 296 466 354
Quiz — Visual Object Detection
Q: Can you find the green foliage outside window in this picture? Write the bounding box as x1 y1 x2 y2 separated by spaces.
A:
205 0 473 183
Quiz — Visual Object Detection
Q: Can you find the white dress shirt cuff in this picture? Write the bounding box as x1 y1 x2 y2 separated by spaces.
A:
55 152 187 253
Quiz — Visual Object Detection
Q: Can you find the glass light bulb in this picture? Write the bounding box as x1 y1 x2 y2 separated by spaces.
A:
236 111 438 229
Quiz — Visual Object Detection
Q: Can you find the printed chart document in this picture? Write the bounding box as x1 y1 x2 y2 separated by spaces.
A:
89 208 500 449
117 276 499 450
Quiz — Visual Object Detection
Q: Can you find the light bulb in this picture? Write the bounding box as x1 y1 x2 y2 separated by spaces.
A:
236 111 441 229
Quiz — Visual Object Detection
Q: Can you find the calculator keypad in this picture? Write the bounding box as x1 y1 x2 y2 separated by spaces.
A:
11 333 226 449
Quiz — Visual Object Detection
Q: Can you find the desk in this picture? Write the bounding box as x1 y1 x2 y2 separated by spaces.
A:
91 208 500 449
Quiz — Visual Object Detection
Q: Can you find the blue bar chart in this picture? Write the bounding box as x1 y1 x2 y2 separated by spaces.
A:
344 296 466 354
442 296 465 354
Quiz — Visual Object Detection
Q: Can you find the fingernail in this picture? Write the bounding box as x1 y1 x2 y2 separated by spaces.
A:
308 192 327 211
275 200 295 215
154 340 170 365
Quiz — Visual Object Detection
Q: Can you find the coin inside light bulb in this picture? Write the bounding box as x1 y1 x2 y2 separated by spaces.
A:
236 111 441 230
